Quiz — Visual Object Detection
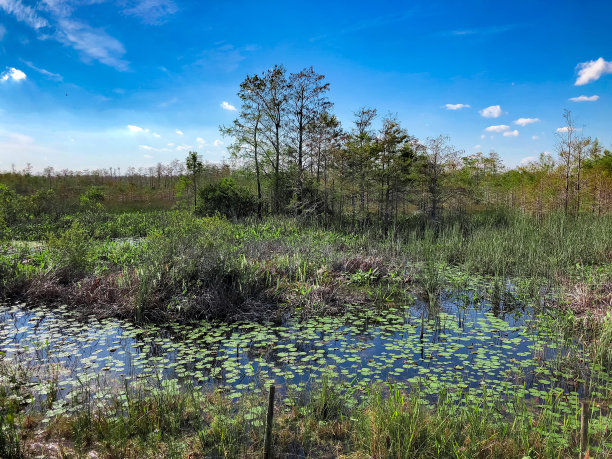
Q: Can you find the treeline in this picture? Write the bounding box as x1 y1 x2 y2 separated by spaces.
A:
220 66 612 224
2 65 612 226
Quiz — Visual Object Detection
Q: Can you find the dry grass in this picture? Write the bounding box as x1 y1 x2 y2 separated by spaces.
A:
566 280 612 322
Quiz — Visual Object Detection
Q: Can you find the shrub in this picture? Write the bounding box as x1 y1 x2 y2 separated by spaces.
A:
79 187 105 211
197 178 256 219
47 221 92 279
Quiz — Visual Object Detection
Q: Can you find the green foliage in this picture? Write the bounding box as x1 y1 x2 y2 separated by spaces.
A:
0 393 23 458
196 177 256 219
134 213 273 320
47 221 93 278
79 186 105 211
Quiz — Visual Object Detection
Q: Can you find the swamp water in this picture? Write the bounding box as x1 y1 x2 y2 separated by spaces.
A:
1 292 611 430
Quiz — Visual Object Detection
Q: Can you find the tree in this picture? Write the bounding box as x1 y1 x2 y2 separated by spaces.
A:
306 112 343 217
422 135 461 222
221 79 266 218
557 109 576 215
185 151 203 212
376 117 420 229
287 67 331 213
344 108 378 221
241 65 289 212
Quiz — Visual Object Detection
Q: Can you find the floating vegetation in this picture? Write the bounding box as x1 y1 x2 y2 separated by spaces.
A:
1 290 611 452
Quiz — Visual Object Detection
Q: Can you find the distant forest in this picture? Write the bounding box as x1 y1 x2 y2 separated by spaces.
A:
2 66 612 225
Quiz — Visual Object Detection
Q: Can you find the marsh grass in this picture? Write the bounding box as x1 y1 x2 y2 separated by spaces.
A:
1 210 611 324
1 209 611 456
9 372 611 458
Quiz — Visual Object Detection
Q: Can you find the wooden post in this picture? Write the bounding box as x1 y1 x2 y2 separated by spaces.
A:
263 385 275 459
580 401 589 456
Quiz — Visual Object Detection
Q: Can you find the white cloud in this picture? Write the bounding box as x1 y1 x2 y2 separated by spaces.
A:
1 1 129 71
557 127 570 133
175 129 184 135
479 105 502 118
1 131 33 144
503 130 519 137
0 0 48 29
520 156 537 165
0 24 6 41
480 134 486 139
143 154 153 159
55 18 130 71
221 101 237 111
175 144 193 151
152 132 161 138
139 144 171 153
569 95 599 102
0 67 26 81
196 137 206 146
123 0 178 25
532 135 539 140
445 103 470 110
485 125 510 133
213 139 224 147
514 117 540 126
575 57 612 86
474 145 481 149
127 125 150 133
21 60 62 81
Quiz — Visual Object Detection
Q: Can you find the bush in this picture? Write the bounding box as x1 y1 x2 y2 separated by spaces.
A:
47 221 93 279
134 213 275 320
79 187 105 211
197 178 256 219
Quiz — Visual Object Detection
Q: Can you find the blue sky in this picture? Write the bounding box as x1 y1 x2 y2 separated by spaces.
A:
1 0 611 172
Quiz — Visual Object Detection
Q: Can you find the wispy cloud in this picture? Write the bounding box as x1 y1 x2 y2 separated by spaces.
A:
21 60 62 81
442 24 521 37
445 103 470 110
55 18 129 70
575 57 612 86
175 129 184 135
0 0 49 29
123 0 178 25
479 105 502 118
485 124 509 132
221 101 237 111
213 139 224 147
531 135 539 140
1 0 130 71
0 24 6 40
514 117 540 126
193 43 253 73
140 144 171 152
569 95 599 102
1 67 26 81
503 129 519 137
309 10 415 42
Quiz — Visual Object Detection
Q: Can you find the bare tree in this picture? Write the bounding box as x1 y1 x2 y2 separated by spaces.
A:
423 135 461 222
557 109 576 215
